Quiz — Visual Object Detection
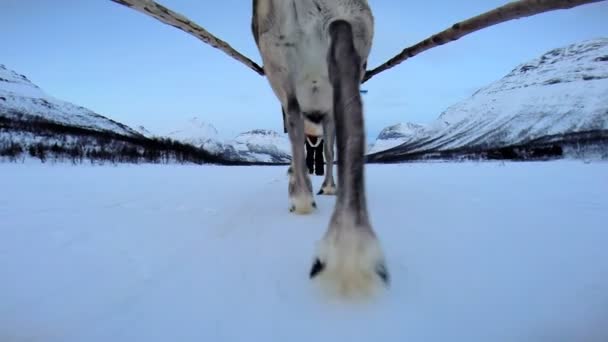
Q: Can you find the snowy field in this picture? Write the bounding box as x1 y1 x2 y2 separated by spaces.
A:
1 161 607 342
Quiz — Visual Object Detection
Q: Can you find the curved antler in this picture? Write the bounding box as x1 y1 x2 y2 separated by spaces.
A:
110 0 265 76
362 0 606 83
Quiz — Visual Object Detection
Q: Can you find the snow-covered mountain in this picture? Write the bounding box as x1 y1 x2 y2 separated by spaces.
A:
0 64 139 137
0 64 225 165
368 122 427 154
166 117 220 146
135 125 155 138
164 119 292 163
369 38 608 161
0 62 289 165
228 129 291 163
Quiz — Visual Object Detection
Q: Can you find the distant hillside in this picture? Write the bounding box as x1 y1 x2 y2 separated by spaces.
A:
0 64 233 165
368 38 608 162
162 118 291 164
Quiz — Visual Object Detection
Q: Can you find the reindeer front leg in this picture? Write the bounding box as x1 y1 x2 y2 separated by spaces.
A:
309 20 388 298
286 98 316 214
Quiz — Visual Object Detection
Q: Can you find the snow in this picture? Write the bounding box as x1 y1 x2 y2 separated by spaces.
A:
166 117 221 146
0 64 46 99
369 38 608 154
134 125 155 139
162 118 291 162
231 129 291 155
0 64 139 137
1 161 607 342
368 123 427 154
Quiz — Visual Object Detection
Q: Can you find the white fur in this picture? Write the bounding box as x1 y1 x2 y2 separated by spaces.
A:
319 183 337 196
288 171 315 214
256 0 373 115
312 228 387 299
290 191 315 214
254 1 386 299
304 120 324 137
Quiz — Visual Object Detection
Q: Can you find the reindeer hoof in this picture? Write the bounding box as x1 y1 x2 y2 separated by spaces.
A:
376 262 390 285
311 228 389 298
310 257 388 285
317 184 337 196
309 258 325 278
289 193 316 214
288 164 315 214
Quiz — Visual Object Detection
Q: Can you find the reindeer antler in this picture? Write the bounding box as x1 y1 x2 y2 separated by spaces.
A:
362 0 606 83
110 0 605 83
110 0 265 76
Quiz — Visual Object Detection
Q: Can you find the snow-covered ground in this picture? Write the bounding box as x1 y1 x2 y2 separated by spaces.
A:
1 161 607 342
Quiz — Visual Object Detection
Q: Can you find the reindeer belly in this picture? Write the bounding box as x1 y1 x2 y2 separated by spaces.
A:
256 0 373 117
291 35 333 116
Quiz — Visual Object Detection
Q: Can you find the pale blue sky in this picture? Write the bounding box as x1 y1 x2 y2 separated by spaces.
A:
1 1 606 140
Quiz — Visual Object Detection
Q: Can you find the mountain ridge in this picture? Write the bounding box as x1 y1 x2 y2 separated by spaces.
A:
368 37 608 162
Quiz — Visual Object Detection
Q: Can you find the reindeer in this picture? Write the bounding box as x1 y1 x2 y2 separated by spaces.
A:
110 0 604 298
251 0 389 296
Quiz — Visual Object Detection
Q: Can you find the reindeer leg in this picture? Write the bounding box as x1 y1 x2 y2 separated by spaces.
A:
309 20 388 298
318 115 336 195
286 98 316 214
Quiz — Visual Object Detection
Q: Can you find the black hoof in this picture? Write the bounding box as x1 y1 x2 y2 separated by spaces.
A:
312 202 317 209
376 263 390 285
317 189 324 195
309 258 325 278
289 205 295 212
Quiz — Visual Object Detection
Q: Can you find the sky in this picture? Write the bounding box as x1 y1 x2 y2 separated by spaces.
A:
0 0 606 140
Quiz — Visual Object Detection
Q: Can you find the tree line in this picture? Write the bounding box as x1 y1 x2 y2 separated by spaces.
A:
0 114 236 165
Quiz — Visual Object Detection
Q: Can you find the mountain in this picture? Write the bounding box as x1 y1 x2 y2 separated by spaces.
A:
166 117 220 146
369 38 608 162
164 119 292 164
368 122 427 154
228 129 291 163
0 63 289 165
135 125 155 138
0 64 139 137
0 64 225 165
